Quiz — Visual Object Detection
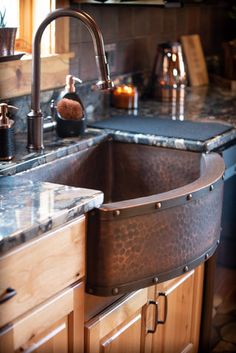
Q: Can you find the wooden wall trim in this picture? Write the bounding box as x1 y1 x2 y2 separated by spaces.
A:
0 52 74 100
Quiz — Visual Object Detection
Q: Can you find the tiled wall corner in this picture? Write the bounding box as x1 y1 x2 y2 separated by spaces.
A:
69 3 229 81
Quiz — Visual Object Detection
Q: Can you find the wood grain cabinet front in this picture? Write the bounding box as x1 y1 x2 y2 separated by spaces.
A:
0 216 85 328
0 281 84 353
85 288 149 353
143 264 204 353
84 264 204 353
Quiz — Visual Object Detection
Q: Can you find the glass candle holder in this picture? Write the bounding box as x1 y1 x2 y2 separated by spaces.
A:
112 85 138 109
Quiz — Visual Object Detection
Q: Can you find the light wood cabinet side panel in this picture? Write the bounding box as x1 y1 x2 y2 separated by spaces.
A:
190 264 204 353
0 217 85 327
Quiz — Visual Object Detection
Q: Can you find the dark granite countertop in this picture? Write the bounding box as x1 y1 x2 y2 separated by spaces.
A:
0 177 103 255
99 86 236 152
0 86 235 176
0 130 108 177
0 86 235 255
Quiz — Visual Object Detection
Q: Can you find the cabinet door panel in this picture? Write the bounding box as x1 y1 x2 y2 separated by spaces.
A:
102 313 142 353
151 264 204 353
85 288 148 353
15 317 68 353
0 281 84 353
152 272 194 353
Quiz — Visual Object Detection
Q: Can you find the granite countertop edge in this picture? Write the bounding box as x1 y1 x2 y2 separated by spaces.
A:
0 181 104 256
1 125 236 178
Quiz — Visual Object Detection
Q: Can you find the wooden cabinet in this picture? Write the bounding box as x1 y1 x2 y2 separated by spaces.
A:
0 281 84 353
0 216 85 328
85 288 149 353
144 264 204 353
85 264 204 353
0 216 86 353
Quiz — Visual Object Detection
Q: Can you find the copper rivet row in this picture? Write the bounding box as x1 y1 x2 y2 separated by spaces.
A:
113 210 120 217
112 288 119 295
153 277 159 284
184 265 189 272
186 194 192 201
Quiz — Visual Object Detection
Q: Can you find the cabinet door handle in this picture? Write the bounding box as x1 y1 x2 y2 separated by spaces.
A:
157 292 168 325
0 287 17 304
147 300 158 334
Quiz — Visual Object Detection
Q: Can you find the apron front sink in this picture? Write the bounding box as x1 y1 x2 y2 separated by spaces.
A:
16 140 225 296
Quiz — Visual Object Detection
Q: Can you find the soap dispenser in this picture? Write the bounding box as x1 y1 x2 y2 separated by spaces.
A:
58 74 85 108
56 75 86 138
0 103 17 161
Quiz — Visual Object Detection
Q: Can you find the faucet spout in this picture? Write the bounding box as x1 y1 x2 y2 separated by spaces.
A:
27 8 113 151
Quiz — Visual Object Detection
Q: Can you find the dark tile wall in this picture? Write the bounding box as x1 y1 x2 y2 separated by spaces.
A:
69 3 229 81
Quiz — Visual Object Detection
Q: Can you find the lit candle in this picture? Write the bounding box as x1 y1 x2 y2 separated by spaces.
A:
112 84 138 109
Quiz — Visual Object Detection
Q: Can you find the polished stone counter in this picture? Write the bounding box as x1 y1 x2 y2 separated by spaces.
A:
0 177 103 255
0 130 108 177
0 86 235 176
104 86 236 152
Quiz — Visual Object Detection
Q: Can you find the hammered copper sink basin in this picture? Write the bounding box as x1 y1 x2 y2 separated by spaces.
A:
15 140 225 296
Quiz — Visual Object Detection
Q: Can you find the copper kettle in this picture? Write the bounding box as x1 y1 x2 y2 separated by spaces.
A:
150 41 187 101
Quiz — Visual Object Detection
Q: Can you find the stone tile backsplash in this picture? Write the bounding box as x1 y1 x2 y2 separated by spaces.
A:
69 3 230 81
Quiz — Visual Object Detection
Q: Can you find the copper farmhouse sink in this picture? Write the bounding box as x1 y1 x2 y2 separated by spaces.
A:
15 140 225 296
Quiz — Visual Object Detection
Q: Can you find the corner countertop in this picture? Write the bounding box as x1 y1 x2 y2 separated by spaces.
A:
0 86 235 177
0 177 103 255
98 86 236 152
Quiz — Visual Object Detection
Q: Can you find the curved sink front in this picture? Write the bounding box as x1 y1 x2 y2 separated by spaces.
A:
15 141 225 296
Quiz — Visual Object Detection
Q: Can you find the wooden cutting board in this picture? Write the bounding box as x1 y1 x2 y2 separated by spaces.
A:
181 34 209 87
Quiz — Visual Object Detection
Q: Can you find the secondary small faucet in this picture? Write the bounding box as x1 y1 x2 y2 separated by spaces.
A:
27 8 113 151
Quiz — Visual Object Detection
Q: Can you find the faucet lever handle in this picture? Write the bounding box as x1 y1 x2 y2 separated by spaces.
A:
73 76 83 84
8 105 18 111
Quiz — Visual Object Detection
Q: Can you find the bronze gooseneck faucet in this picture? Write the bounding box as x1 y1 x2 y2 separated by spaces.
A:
27 8 114 151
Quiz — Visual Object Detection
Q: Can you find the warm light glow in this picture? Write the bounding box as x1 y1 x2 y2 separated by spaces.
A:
6 0 57 54
112 84 138 109
0 0 19 37
172 53 177 62
114 85 136 96
0 0 19 28
33 0 56 54
173 68 178 77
